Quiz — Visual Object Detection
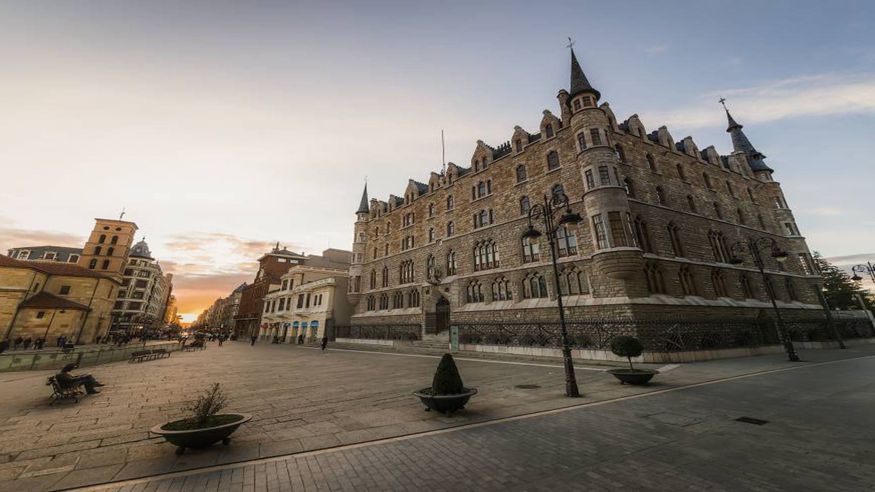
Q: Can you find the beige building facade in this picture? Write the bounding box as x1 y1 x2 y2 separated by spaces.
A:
0 256 119 345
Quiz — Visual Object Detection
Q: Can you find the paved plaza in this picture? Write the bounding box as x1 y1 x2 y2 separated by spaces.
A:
0 342 873 491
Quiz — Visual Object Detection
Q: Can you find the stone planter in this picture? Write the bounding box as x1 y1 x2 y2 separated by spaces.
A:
608 368 658 385
151 413 251 454
413 388 477 414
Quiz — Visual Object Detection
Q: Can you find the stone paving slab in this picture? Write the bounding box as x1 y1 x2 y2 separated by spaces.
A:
86 350 875 491
0 341 872 491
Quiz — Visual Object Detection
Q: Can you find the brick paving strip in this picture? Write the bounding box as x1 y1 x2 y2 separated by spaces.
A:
74 348 875 491
0 342 872 491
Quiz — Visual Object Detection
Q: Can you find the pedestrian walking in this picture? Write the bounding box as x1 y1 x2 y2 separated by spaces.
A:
320 336 328 351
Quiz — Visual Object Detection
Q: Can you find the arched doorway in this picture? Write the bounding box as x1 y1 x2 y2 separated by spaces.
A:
435 296 451 333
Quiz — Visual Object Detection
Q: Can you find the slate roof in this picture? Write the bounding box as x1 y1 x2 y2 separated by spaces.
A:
19 292 91 311
724 109 773 172
569 48 600 100
356 184 370 214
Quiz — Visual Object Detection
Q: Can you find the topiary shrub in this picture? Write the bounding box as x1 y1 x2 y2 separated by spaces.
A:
610 336 643 370
431 353 465 395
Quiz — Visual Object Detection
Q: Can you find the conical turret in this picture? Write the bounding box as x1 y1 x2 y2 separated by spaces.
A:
356 183 369 215
569 48 600 101
722 101 773 173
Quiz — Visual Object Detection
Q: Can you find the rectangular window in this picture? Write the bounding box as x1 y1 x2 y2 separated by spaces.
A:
577 132 587 151
278 298 285 311
297 295 304 309
590 128 602 146
598 166 611 185
59 285 71 295
585 170 595 189
36 311 45 319
608 212 627 247
592 214 608 249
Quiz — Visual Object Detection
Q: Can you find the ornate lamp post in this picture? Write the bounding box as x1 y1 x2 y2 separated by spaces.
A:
851 262 875 283
728 236 800 362
522 191 582 397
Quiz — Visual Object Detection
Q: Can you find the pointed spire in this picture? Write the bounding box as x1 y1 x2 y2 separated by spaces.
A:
719 98 773 173
568 41 600 101
356 182 370 214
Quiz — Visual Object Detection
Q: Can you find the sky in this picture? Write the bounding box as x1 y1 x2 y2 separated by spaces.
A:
1 0 874 320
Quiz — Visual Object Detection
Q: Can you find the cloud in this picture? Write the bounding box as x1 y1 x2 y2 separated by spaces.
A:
0 225 84 254
801 207 845 217
644 72 875 132
824 253 875 267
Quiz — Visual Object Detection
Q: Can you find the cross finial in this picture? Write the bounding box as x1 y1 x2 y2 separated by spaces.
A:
566 37 575 50
718 97 727 109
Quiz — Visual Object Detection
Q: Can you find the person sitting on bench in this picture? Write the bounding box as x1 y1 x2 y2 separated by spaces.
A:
56 363 105 394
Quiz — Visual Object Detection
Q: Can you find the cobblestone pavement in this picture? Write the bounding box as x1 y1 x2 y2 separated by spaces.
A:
0 342 872 491
87 347 875 491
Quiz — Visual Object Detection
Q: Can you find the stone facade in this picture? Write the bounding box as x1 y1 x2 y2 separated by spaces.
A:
0 255 119 344
347 50 823 334
111 239 172 334
77 218 138 278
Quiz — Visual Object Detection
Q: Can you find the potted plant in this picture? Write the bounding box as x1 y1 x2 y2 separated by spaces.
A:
151 383 251 454
607 336 658 385
413 354 477 414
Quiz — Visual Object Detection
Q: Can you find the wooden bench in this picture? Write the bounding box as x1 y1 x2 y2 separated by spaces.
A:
182 342 205 352
47 376 84 405
129 348 171 363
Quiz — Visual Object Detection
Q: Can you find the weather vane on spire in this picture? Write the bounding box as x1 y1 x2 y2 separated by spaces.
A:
566 37 575 50
119 207 126 220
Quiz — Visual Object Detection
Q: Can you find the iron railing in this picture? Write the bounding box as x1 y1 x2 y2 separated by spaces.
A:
334 324 421 341
454 318 874 353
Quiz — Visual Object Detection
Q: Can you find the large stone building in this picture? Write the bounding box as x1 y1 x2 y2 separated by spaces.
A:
261 258 352 342
77 218 139 278
346 50 822 337
0 255 120 344
111 239 172 334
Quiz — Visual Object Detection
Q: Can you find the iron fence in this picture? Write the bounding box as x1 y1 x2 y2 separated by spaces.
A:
334 324 421 341
454 318 874 353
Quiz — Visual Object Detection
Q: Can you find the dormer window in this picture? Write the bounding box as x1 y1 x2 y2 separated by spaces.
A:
545 124 554 138
514 139 522 152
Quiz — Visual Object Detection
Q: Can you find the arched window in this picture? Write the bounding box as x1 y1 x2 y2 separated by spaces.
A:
367 296 375 311
646 154 657 172
399 260 414 284
516 165 527 183
392 291 404 309
369 270 376 289
446 195 454 210
379 293 389 310
544 123 554 138
679 265 696 296
614 144 626 163
473 239 499 271
623 178 635 198
708 231 730 263
667 222 684 257
428 203 435 217
687 195 697 213
634 217 653 253
110 236 118 245
703 172 713 189
476 181 487 198
644 262 666 294
446 221 455 236
711 269 728 297
546 151 560 171
466 280 484 303
785 278 798 301
739 273 754 299
107 247 114 256
446 250 457 276
428 227 435 243
88 259 97 269
491 276 511 301
101 259 109 270
519 196 530 216
94 246 102 256
559 266 586 295
655 186 666 205
98 234 106 244
713 202 723 220
522 236 540 263
522 272 548 299
408 289 421 307
676 163 686 180
382 266 389 288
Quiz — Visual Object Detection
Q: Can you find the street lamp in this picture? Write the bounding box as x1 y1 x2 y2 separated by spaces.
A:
728 236 800 362
523 191 582 398
851 262 875 283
